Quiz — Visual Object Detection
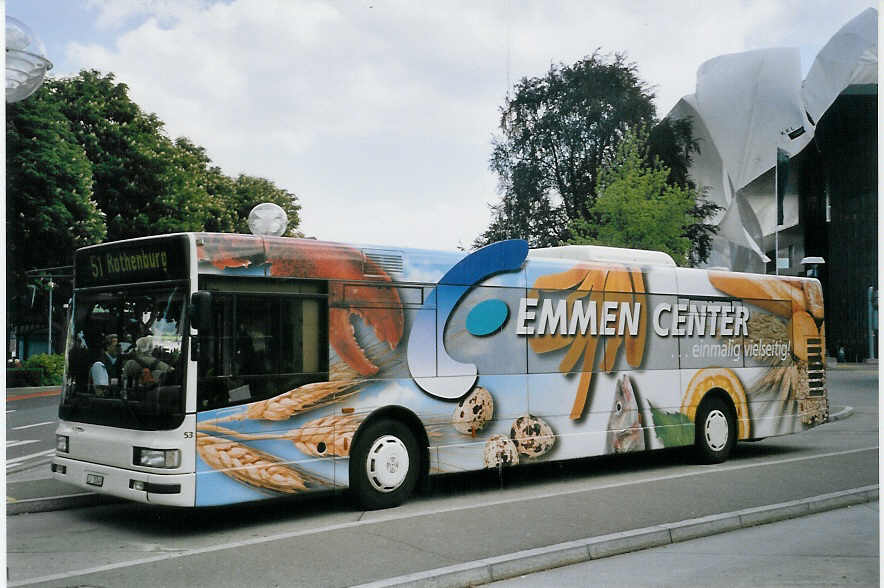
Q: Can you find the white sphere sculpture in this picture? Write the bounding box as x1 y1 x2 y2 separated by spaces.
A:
247 202 288 237
6 16 53 103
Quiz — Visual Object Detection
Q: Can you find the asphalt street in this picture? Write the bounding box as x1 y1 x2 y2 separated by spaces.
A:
5 364 878 587
6 387 61 479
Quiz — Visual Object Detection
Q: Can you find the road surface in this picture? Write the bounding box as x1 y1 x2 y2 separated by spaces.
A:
6 388 61 480
6 367 877 587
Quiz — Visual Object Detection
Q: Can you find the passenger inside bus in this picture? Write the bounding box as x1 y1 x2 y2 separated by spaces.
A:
122 335 174 390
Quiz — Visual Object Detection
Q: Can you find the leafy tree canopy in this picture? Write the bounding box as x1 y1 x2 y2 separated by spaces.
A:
476 52 720 264
7 70 303 346
569 130 695 266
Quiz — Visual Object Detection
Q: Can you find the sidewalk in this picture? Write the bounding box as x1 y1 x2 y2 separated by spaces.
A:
489 500 879 587
360 489 878 588
825 360 879 370
6 385 61 400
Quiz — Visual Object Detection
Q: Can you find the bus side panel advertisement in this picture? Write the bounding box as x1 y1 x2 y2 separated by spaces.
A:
193 238 827 507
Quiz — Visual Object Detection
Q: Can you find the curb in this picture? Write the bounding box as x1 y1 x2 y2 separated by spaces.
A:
354 485 878 588
825 363 878 370
827 405 854 423
5 386 61 393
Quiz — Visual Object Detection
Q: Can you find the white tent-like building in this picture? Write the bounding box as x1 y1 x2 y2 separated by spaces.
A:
668 8 877 275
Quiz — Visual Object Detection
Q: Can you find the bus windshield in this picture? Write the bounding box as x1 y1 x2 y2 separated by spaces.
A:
60 285 187 430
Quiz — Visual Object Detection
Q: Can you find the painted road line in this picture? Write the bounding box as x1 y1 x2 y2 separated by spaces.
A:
6 448 878 585
6 449 55 467
6 440 40 448
11 421 56 431
6 410 15 414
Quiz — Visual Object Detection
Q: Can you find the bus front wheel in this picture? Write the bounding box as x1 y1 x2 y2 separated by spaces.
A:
350 419 420 510
695 396 736 464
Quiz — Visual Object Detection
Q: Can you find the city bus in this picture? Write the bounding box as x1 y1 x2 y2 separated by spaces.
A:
52 233 828 509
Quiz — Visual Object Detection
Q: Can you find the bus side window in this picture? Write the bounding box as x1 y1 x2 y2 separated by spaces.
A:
197 289 329 411
279 297 326 375
236 296 274 375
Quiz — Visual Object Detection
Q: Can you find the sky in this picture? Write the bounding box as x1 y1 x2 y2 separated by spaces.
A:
5 0 878 251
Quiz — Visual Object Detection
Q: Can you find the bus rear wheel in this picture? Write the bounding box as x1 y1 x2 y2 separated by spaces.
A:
350 419 420 510
695 396 736 464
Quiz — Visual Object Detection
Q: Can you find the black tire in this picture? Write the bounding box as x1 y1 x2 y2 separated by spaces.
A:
349 419 421 510
694 396 736 464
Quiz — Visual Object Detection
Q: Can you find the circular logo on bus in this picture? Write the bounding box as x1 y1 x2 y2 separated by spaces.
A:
466 299 509 336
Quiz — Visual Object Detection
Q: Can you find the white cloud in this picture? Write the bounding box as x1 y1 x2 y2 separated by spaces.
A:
62 0 876 250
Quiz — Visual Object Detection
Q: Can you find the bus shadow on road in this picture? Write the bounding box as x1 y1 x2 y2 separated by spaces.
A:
419 441 808 501
72 489 359 537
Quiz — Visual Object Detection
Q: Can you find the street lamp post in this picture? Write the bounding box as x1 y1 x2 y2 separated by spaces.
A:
800 256 825 279
868 286 877 361
47 280 54 354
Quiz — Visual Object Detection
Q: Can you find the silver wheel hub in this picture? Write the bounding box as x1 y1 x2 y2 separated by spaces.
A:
705 409 729 451
366 435 409 493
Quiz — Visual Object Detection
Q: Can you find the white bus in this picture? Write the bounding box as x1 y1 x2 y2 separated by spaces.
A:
53 234 828 509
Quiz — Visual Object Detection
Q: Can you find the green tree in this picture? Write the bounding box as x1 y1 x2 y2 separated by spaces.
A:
156 137 227 233
478 52 720 264
6 69 305 353
46 70 223 239
6 86 106 326
9 70 304 242
479 52 656 248
569 131 695 266
647 117 721 265
474 161 569 248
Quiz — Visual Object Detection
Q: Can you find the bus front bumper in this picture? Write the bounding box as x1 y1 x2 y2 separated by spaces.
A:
51 455 195 507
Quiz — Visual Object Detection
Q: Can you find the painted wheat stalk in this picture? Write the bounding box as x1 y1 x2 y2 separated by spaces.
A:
196 433 330 494
197 414 364 458
749 362 806 419
284 414 363 457
203 380 361 427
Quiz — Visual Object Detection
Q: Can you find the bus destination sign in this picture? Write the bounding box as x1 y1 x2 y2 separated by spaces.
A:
76 236 188 287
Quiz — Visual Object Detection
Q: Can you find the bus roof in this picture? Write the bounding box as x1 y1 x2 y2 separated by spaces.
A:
528 245 677 267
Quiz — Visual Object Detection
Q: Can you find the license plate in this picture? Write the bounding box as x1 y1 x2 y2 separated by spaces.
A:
86 473 104 487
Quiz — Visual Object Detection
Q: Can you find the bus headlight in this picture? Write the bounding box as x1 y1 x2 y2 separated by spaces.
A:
56 435 69 453
134 447 181 469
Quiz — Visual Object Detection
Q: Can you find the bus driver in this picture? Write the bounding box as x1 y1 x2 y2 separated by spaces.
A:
89 334 121 396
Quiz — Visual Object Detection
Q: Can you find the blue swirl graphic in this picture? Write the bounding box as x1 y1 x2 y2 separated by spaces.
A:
406 240 529 400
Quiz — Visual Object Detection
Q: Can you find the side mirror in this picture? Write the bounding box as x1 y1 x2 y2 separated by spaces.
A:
189 291 213 332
